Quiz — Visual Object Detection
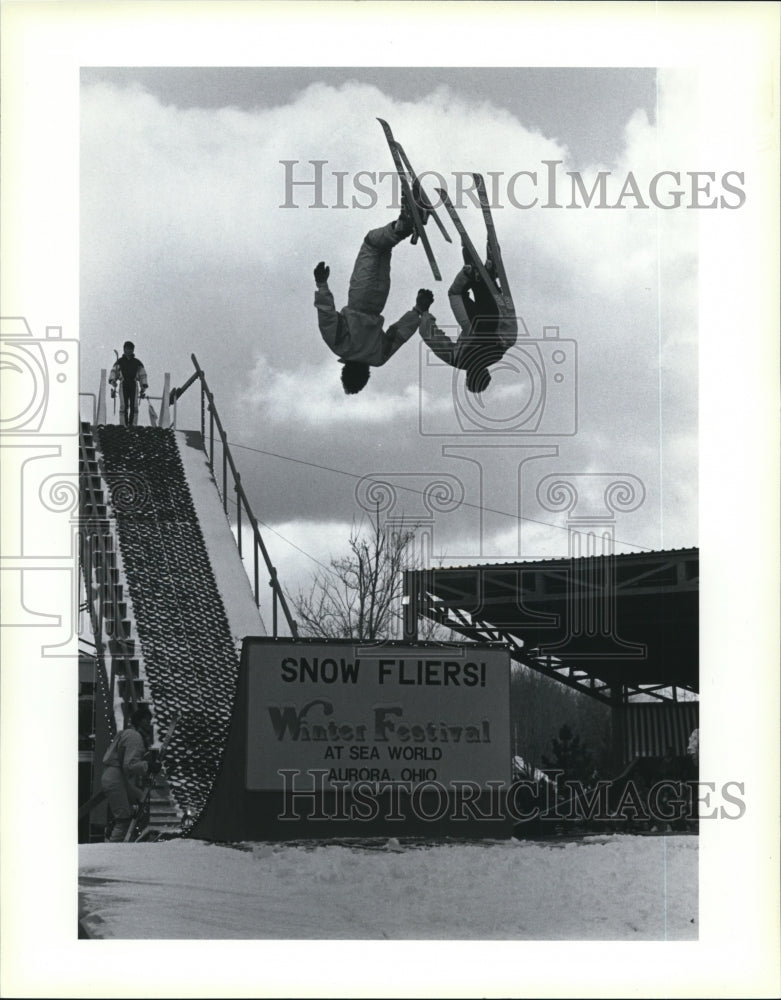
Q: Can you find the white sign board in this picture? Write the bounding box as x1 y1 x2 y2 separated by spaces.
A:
246 640 511 792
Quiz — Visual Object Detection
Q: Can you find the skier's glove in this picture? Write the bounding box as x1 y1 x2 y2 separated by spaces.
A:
111 390 116 399
314 261 330 285
140 391 147 399
415 289 434 313
145 748 162 774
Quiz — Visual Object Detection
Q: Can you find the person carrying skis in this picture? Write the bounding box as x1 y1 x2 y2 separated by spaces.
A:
109 341 149 425
100 705 161 842
417 249 518 394
314 194 431 395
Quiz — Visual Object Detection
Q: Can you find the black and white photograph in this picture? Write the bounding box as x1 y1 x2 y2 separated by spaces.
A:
1 2 779 997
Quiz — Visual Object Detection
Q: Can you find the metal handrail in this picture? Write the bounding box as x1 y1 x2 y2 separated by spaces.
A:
181 354 298 639
79 392 97 427
81 385 175 430
78 422 139 725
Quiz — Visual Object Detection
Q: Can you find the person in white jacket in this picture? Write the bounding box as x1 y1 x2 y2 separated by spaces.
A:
109 341 149 426
100 705 158 842
314 198 433 395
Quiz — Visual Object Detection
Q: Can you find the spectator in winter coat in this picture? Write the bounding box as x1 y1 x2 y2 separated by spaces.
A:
418 251 518 394
100 705 157 842
109 341 149 426
314 198 431 395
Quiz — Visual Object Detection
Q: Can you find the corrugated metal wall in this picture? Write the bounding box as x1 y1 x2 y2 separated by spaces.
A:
624 702 699 758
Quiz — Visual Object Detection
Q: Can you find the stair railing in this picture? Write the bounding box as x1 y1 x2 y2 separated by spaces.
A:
78 422 139 722
170 354 298 639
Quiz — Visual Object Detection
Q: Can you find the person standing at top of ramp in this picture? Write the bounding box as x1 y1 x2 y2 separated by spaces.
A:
314 190 434 395
100 705 161 842
109 341 149 425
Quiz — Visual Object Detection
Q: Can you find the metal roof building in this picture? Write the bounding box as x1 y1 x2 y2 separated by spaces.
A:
404 547 699 762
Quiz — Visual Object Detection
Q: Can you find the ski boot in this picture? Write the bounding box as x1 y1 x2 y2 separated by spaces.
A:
394 178 428 238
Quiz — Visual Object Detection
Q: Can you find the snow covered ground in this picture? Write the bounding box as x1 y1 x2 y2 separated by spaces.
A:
79 834 697 941
1 817 773 1000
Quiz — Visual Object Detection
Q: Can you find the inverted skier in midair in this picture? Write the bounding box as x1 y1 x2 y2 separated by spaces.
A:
418 248 518 394
314 186 435 395
419 177 518 394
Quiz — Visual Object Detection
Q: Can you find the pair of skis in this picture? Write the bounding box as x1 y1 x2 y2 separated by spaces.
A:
377 118 450 281
377 120 513 313
437 174 515 316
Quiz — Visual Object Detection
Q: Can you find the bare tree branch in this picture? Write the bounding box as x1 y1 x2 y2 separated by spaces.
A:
289 508 454 642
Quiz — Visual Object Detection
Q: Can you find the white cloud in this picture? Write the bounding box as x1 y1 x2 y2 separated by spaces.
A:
237 352 420 426
236 516 363 624
81 68 701 557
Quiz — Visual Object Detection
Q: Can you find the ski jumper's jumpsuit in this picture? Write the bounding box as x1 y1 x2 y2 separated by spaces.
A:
418 266 518 374
109 355 149 426
100 726 150 841
315 222 422 366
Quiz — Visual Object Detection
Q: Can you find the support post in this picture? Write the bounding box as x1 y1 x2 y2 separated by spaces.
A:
253 518 259 606
160 372 171 428
222 445 228 514
611 685 627 771
271 568 279 638
209 401 214 473
403 570 419 641
96 369 107 426
236 474 242 556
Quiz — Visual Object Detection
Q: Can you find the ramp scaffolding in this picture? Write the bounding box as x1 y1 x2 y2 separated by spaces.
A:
78 361 298 840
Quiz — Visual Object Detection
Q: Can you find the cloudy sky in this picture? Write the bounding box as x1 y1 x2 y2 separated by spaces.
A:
79 64 705 605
